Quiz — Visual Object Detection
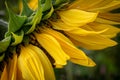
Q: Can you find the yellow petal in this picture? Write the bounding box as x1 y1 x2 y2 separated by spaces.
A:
28 0 38 10
88 22 120 38
68 0 120 12
58 9 98 27
1 54 18 80
89 0 120 12
66 27 107 36
50 20 107 34
19 0 38 11
98 13 120 24
67 33 117 50
68 0 103 10
41 28 96 67
95 17 120 25
17 66 23 80
1 65 8 80
28 44 56 80
50 20 80 31
35 33 70 68
18 45 45 80
71 57 96 67
88 0 115 9
8 54 17 80
41 28 74 45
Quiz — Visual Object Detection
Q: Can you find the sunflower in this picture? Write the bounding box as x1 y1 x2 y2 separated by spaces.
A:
0 0 120 79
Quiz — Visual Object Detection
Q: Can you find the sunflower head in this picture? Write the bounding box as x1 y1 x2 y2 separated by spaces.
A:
0 0 120 79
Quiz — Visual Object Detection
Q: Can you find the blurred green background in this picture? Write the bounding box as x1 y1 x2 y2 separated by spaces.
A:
0 0 120 80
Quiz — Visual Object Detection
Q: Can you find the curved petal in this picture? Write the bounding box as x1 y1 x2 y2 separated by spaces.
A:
1 65 8 80
95 17 120 25
28 44 56 80
67 33 117 50
18 45 45 80
1 54 18 80
35 33 70 68
50 20 107 34
8 54 17 80
28 0 38 10
68 0 104 10
98 13 120 24
50 20 80 30
65 27 107 36
87 23 120 38
89 0 120 12
58 9 98 27
71 57 96 67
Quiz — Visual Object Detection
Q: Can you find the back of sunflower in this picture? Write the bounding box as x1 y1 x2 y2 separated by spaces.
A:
0 0 120 80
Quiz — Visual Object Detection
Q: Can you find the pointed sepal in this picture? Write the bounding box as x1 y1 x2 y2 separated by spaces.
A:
0 36 11 53
42 0 52 12
11 30 24 46
42 6 54 20
0 53 5 62
53 0 67 6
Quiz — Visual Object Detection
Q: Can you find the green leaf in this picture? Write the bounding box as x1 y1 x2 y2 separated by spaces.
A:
0 36 11 53
11 30 24 46
5 2 27 36
25 0 43 34
20 0 33 16
0 53 5 62
42 0 52 12
0 19 8 40
42 6 54 20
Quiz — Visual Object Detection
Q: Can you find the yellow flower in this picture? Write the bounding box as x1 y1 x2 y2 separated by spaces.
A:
1 0 120 79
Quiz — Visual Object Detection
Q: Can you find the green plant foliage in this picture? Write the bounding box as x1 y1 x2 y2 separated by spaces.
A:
0 36 11 53
0 53 5 62
42 6 54 20
20 0 33 16
42 0 52 12
5 3 27 37
25 0 43 34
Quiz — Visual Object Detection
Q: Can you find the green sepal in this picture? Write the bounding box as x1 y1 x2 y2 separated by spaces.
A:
5 2 27 36
0 36 11 53
54 0 65 5
42 0 52 12
25 0 43 34
11 30 24 46
20 0 33 16
42 6 54 20
0 53 5 62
